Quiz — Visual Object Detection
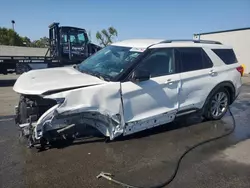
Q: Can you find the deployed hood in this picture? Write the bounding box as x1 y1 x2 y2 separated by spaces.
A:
13 66 107 95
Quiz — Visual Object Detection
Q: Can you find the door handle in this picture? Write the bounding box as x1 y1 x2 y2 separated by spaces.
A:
165 78 175 84
209 70 217 76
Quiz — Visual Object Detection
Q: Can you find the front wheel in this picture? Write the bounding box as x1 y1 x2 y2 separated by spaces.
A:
203 88 230 120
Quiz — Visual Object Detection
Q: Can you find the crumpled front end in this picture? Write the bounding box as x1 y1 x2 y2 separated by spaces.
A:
18 82 125 148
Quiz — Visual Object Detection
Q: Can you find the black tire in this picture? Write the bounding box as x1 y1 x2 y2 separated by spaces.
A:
203 88 230 120
16 96 28 124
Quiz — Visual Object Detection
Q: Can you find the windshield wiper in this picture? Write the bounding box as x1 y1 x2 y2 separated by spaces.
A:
78 68 111 81
91 71 111 81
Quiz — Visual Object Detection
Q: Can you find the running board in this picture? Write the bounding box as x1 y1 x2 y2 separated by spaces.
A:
176 109 198 117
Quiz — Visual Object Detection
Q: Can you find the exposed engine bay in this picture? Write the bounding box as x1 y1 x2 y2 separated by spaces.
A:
16 95 57 125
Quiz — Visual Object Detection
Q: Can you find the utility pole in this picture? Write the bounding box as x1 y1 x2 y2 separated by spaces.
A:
11 20 15 31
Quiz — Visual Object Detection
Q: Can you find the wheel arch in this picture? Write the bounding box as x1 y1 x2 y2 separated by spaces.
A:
202 81 236 112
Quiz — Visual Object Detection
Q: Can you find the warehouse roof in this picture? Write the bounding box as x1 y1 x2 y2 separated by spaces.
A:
194 27 250 36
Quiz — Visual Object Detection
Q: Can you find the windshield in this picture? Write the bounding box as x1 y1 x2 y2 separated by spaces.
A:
61 30 87 45
77 45 143 80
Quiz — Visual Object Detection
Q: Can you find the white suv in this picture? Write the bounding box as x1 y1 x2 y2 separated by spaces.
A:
13 39 243 148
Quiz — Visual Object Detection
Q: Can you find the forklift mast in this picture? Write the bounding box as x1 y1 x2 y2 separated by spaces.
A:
48 22 61 58
48 22 101 65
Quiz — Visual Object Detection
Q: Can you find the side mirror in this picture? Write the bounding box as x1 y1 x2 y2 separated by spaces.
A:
131 69 150 82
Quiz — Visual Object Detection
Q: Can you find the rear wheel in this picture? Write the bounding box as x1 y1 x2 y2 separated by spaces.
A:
203 88 230 120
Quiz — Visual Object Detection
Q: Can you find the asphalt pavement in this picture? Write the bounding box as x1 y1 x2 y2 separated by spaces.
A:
0 75 250 188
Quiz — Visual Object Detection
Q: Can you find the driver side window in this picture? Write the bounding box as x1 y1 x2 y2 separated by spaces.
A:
137 48 175 78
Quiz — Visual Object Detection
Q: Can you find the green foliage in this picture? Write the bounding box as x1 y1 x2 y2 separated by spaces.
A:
0 27 24 46
0 27 49 48
96 26 118 47
21 36 32 46
31 37 49 48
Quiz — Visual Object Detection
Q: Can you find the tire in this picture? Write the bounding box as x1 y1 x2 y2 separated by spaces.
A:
203 88 230 120
16 96 28 124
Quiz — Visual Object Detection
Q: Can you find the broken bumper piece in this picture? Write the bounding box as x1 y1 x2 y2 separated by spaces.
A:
18 104 124 148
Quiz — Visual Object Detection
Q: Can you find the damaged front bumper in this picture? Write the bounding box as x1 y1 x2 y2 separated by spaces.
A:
15 82 125 148
16 103 125 148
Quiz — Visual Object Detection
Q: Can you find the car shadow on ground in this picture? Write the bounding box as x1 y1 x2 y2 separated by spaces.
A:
0 115 15 120
47 113 205 150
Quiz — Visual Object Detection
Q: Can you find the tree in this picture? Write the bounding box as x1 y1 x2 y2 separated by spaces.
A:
31 37 49 48
96 26 118 47
0 27 49 48
0 27 25 46
21 36 32 46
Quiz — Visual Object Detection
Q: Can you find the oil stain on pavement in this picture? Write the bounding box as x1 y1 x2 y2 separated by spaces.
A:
0 84 250 188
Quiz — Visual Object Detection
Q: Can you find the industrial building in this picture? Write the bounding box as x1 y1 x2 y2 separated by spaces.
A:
194 27 250 74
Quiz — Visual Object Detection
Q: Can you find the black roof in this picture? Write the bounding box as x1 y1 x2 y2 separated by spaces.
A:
194 27 250 36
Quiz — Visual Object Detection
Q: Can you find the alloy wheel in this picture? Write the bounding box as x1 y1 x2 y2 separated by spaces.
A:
210 91 228 118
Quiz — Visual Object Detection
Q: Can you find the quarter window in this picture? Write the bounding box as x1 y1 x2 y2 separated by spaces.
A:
212 49 238 64
137 48 175 78
176 48 213 72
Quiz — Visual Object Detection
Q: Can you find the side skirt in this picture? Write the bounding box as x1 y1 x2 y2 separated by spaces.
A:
123 110 177 136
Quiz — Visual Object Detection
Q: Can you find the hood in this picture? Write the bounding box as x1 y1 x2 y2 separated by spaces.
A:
13 66 107 95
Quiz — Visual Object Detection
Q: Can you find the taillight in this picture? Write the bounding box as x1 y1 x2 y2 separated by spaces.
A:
236 66 244 77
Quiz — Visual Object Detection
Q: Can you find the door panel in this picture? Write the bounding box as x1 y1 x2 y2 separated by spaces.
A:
179 68 218 111
176 47 219 111
121 74 181 123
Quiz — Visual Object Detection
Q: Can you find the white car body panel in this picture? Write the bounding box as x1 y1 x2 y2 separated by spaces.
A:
13 66 106 95
112 39 165 48
13 39 243 144
121 74 181 122
179 67 216 111
179 47 242 111
121 73 181 135
38 82 124 140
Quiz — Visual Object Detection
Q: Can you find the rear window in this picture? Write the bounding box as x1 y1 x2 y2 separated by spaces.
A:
212 49 238 64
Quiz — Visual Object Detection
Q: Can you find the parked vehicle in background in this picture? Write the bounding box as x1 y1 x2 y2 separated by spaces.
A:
13 39 243 149
0 22 102 75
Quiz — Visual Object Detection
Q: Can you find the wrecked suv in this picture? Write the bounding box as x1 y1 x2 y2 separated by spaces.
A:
14 39 243 148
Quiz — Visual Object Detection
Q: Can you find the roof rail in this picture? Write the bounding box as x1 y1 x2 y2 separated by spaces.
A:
160 39 222 45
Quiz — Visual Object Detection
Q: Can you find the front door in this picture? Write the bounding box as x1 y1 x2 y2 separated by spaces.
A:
121 48 181 135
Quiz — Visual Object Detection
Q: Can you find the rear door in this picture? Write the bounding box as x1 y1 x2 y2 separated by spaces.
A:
121 48 181 134
175 47 218 111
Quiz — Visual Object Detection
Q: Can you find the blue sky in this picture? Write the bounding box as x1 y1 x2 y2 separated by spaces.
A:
0 0 249 44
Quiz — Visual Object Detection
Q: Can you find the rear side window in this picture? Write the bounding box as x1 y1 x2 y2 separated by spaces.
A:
176 48 213 73
212 49 238 64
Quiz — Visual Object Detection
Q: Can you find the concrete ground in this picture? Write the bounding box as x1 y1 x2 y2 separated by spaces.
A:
0 74 250 188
